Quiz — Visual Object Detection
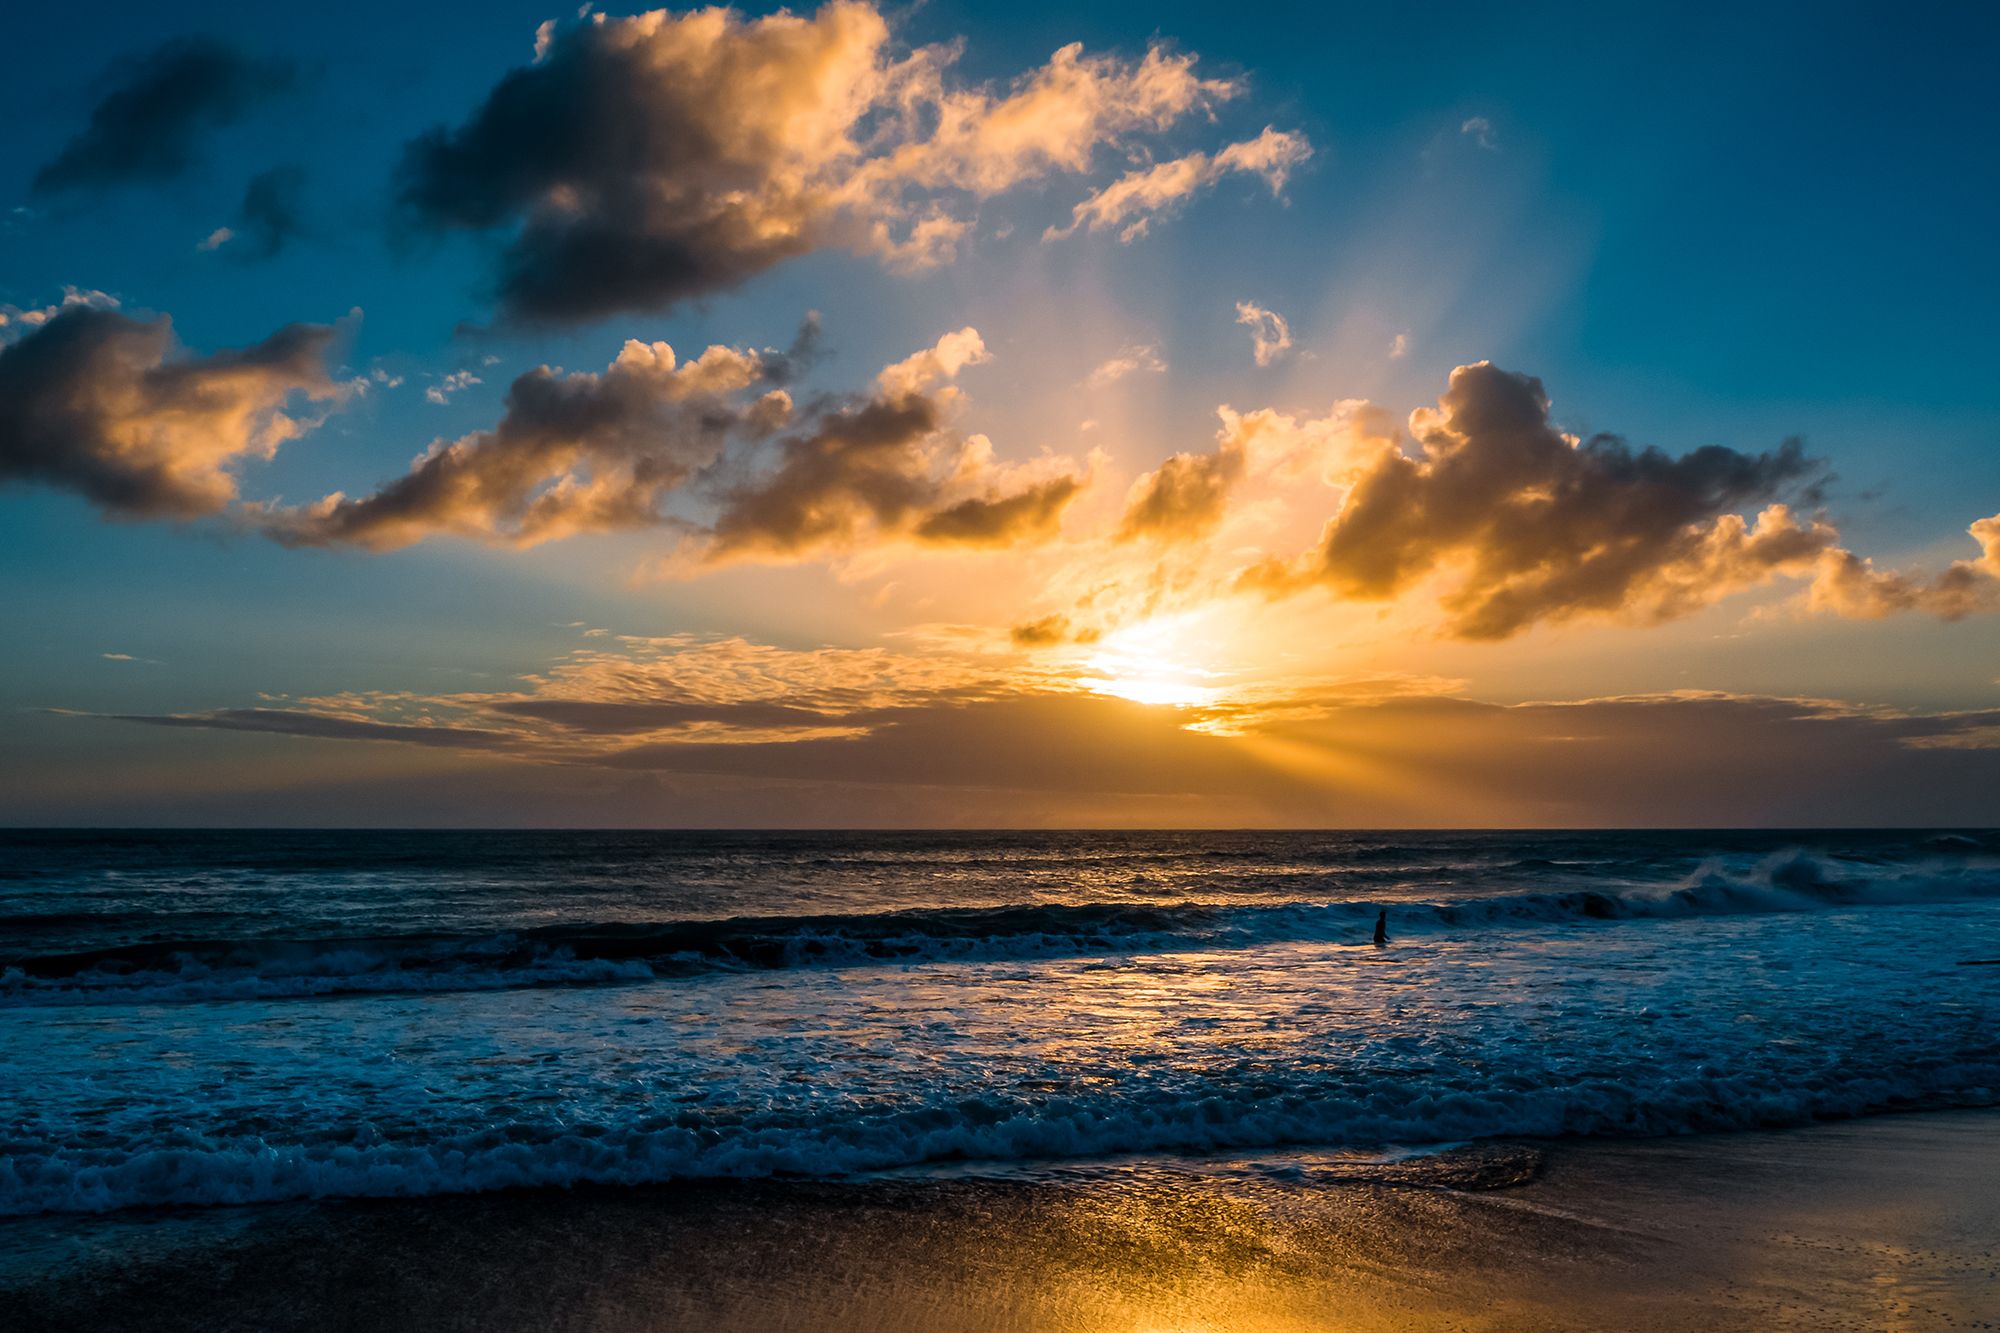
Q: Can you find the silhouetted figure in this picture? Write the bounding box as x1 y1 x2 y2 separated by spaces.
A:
1373 910 1388 946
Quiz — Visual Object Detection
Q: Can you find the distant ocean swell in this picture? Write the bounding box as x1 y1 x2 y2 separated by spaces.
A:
4 849 1994 1004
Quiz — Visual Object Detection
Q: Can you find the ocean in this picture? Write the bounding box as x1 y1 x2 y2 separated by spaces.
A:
2 828 1997 1219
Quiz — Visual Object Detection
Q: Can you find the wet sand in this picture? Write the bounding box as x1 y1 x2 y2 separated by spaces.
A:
3 1109 1996 1331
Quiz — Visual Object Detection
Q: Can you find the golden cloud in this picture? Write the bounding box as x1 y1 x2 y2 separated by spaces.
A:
396 2 1278 322
0 304 342 519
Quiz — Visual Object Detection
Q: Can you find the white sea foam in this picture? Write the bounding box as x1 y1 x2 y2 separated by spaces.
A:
3 1037 1992 1216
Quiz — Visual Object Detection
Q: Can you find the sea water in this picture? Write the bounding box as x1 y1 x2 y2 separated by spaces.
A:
2 829 1995 1216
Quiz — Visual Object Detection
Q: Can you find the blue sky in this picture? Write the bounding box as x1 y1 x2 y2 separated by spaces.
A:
4 1 1998 825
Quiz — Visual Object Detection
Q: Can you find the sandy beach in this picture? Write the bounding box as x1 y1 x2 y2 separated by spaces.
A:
5 1108 1996 1331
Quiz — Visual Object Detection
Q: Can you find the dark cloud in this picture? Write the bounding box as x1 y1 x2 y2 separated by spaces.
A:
387 3 843 322
484 698 843 733
1244 361 1837 638
1010 613 1099 646
1118 441 1245 540
916 476 1082 545
256 336 780 549
229 166 308 259
687 327 1087 566
254 323 1084 562
705 396 942 557
701 389 1086 564
0 305 340 518
33 38 294 193
94 708 516 750
392 2 1245 323
1097 367 1998 635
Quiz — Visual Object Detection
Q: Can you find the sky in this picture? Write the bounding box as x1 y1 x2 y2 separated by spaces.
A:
3 0 1998 827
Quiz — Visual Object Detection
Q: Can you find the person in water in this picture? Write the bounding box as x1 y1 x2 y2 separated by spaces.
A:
1373 909 1388 946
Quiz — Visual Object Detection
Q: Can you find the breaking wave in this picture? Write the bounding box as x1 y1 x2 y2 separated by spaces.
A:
6 1035 1997 1217
5 849 1993 1005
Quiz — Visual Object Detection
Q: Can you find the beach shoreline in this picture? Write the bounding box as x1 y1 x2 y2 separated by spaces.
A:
5 1107 1996 1331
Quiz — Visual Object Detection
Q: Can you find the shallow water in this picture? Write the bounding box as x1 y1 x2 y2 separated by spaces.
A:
2 829 1997 1215
8 1114 1999 1332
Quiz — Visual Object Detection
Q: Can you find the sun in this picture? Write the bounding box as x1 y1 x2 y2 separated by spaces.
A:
1082 614 1224 709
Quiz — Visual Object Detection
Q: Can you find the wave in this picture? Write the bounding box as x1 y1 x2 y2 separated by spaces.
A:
4 1040 1994 1218
4 849 1995 1005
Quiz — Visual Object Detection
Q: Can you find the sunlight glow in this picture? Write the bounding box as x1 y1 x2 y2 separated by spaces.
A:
1082 614 1227 709
1094 674 1218 708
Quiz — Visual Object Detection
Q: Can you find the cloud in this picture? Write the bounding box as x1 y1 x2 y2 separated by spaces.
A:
1460 116 1497 150
694 329 1088 565
1010 613 1099 646
216 633 1030 753
1045 126 1311 243
0 286 119 337
1388 333 1409 359
256 333 779 549
1083 344 1166 389
91 707 518 750
224 166 308 260
255 324 1085 561
486 697 838 733
0 304 343 519
1088 361 2000 640
424 369 483 405
512 633 1009 721
62 634 2000 826
33 38 294 193
1237 362 1843 638
914 475 1082 545
61 633 1024 768
394 2 1253 322
875 325 991 397
1806 515 2000 620
1118 440 1246 541
1115 397 1393 544
1235 300 1292 366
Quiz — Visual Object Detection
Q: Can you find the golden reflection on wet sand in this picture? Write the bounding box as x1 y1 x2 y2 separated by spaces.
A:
5 1111 1997 1331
